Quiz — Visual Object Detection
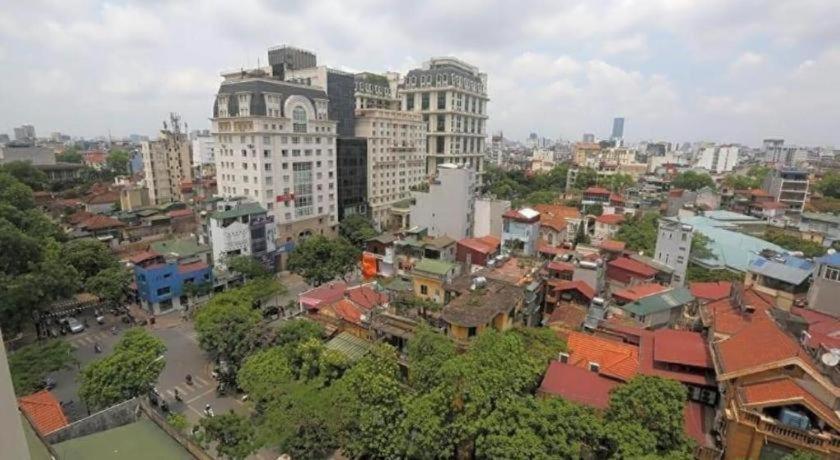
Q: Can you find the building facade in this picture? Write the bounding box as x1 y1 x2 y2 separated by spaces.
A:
354 73 427 229
473 197 511 238
211 68 339 261
501 208 541 256
696 145 739 173
654 218 694 286
191 133 216 166
409 164 475 239
208 199 278 271
13 124 35 142
131 251 212 315
807 252 840 318
400 57 488 178
141 114 193 205
763 168 809 213
0 144 54 165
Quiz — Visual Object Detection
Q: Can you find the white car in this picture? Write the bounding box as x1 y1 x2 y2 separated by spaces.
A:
66 318 84 334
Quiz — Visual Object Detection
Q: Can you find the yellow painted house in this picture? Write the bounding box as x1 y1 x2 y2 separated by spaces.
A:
441 280 524 341
411 258 457 304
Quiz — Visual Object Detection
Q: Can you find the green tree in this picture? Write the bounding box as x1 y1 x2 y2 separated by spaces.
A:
615 212 659 254
763 229 827 258
8 340 76 395
79 328 166 410
339 214 379 248
588 203 604 216
605 375 691 455
0 172 36 209
274 319 324 348
689 232 715 261
0 161 49 191
194 290 262 371
237 347 294 404
62 238 119 280
574 219 590 246
815 171 840 199
167 412 189 432
781 451 823 460
85 266 131 305
288 235 360 285
196 411 258 460
686 265 744 283
524 189 557 206
406 326 456 392
106 149 131 176
226 254 270 279
602 421 659 459
56 146 83 164
574 167 598 189
671 171 715 191
0 218 42 276
600 173 635 192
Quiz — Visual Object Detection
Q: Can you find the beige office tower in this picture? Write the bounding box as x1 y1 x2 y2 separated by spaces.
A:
141 113 193 204
400 57 489 181
354 72 427 229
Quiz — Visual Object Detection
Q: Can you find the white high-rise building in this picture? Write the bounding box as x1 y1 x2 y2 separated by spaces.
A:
192 132 216 166
141 114 193 204
409 164 475 239
353 72 427 229
400 57 489 180
696 145 739 173
211 67 338 262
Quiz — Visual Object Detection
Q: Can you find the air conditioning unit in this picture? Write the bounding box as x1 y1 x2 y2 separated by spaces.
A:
558 352 569 364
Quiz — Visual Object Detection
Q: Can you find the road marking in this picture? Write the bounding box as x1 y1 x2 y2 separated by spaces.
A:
186 387 216 404
187 405 204 418
195 376 209 386
166 389 176 398
173 385 188 395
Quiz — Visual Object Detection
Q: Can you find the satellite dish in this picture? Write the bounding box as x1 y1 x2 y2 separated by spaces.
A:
821 352 840 367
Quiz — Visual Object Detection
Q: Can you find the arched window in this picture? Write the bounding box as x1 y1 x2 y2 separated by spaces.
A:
292 106 307 133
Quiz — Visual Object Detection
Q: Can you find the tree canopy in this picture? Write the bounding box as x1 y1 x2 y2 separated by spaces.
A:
0 161 49 191
194 285 263 371
763 229 827 258
574 167 598 190
106 149 131 176
79 328 166 410
339 214 379 248
814 171 840 199
196 411 258 460
614 212 659 255
226 254 271 279
288 235 359 285
85 266 132 305
56 146 83 164
671 171 715 191
8 340 76 395
482 164 569 202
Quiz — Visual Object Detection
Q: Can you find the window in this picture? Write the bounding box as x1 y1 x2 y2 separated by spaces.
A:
681 233 687 241
420 285 428 295
421 92 430 110
263 149 270 158
293 106 307 133
156 286 171 296
437 92 446 110
824 266 840 281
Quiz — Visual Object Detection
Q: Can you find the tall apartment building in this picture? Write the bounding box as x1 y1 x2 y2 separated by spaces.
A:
763 168 809 213
654 218 693 286
141 114 193 205
610 117 624 141
410 164 475 239
211 67 338 266
191 131 216 166
354 72 427 229
696 145 739 173
13 124 35 141
400 57 488 179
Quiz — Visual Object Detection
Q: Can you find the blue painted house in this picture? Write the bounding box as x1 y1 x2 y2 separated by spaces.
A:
130 250 212 315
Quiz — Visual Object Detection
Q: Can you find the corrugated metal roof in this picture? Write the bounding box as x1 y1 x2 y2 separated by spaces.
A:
325 332 372 362
620 286 694 316
679 215 786 272
748 256 813 285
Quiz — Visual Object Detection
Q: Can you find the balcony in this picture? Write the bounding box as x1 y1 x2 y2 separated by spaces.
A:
737 408 840 454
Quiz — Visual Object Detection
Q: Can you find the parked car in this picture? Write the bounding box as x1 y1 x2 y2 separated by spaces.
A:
66 317 84 334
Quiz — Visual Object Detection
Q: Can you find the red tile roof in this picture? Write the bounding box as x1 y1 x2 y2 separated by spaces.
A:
715 315 809 377
345 284 388 310
539 361 619 409
85 190 120 205
533 204 580 231
792 307 840 350
502 208 540 221
653 329 713 369
178 261 209 274
537 241 568 255
689 281 732 301
547 304 588 328
458 236 500 255
66 210 95 225
546 261 575 273
598 239 626 252
167 209 194 218
740 378 840 430
300 281 348 310
595 214 625 225
607 257 657 277
612 283 668 303
584 186 611 195
548 279 596 301
128 250 160 264
326 298 364 325
567 331 638 381
683 402 709 447
80 214 125 231
18 390 69 435
706 288 773 336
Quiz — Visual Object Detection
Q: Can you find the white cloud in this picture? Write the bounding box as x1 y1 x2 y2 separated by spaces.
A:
730 51 765 72
601 34 649 56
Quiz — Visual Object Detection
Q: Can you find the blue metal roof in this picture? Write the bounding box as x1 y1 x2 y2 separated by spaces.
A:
817 252 840 266
704 210 760 222
748 256 813 285
680 215 787 272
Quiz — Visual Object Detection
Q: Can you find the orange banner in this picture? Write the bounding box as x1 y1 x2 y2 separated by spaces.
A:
361 252 378 279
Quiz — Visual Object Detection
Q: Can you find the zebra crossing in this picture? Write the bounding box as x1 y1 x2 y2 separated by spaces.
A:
66 330 112 349
163 375 214 403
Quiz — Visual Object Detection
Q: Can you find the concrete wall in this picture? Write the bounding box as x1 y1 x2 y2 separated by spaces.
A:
45 398 140 445
654 218 693 286
0 330 32 460
410 166 474 239
474 198 510 238
0 145 56 166
807 261 840 318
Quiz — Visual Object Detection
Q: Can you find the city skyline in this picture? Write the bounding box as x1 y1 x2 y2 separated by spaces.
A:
1 0 839 146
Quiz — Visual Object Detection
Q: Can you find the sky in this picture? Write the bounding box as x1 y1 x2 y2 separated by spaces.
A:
1 0 840 146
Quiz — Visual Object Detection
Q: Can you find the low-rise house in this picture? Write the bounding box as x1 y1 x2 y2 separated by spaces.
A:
798 212 840 246
456 235 501 268
582 186 611 205
365 233 398 277
84 190 120 214
131 250 212 315
597 239 626 259
745 250 813 310
612 282 669 304
806 252 840 318
689 281 732 302
593 213 625 241
606 256 657 287
74 214 125 241
441 278 523 341
537 360 618 410
207 200 277 271
18 390 69 436
545 260 575 280
412 258 458 304
615 286 695 329
533 204 580 246
314 283 389 338
544 279 596 326
501 208 541 256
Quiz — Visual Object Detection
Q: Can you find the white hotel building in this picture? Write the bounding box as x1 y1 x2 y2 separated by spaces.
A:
211 69 339 264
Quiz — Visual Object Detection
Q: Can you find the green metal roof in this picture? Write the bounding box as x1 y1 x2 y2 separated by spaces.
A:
150 237 208 258
378 277 413 292
325 332 372 362
209 202 266 220
414 258 456 277
52 417 191 460
620 286 694 317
